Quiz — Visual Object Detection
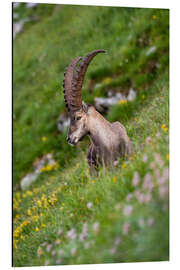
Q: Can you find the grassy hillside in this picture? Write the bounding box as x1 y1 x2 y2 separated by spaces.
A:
13 4 169 267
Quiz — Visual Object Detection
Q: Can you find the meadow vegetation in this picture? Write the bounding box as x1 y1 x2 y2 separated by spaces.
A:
13 4 169 266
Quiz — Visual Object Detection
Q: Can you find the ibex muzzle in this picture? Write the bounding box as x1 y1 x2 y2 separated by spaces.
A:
63 50 132 170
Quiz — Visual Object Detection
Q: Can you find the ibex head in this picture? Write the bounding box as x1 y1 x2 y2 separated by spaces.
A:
63 50 106 145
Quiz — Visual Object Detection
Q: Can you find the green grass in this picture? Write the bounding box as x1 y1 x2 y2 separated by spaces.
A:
13 4 169 266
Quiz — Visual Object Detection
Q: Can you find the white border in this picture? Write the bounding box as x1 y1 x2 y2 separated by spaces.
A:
1 0 180 269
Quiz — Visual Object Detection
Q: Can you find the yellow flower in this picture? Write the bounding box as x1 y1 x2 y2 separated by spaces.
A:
37 200 42 207
112 176 117 183
166 154 169 161
141 94 145 99
103 77 112 84
13 240 18 249
20 235 25 240
161 124 168 132
122 163 127 169
119 99 127 105
41 136 47 142
26 190 33 196
23 220 28 226
41 224 46 228
35 227 39 232
32 215 39 222
27 209 32 216
152 15 157 20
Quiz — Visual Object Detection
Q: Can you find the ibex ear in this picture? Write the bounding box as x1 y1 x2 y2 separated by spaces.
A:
82 101 89 113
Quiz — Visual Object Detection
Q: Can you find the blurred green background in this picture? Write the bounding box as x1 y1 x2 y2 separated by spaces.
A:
13 3 169 267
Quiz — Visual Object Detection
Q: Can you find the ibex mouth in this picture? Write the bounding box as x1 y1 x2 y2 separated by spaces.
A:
67 137 79 146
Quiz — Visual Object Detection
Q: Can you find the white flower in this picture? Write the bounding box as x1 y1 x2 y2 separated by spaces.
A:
87 202 93 209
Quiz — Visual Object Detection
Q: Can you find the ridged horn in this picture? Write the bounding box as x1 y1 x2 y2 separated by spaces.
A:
63 49 106 114
62 56 82 112
70 49 106 112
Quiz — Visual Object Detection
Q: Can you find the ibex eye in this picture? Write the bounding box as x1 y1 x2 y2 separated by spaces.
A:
76 116 81 121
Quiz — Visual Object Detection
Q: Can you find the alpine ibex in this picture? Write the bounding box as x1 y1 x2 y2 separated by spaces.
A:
62 50 132 172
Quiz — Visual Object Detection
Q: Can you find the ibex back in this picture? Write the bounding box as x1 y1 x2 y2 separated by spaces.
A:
62 50 132 172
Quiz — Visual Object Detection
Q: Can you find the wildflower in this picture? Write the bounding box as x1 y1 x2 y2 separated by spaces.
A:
71 247 76 255
58 228 63 236
156 132 161 138
122 163 126 168
152 15 157 20
35 227 39 232
119 99 127 105
123 205 133 216
132 171 140 187
41 136 47 142
143 173 154 192
51 250 56 256
23 220 28 226
159 185 169 198
20 235 25 240
26 190 33 196
154 153 164 167
122 222 130 235
67 228 76 240
126 193 133 202
142 154 148 162
161 124 168 132
44 260 50 266
143 192 152 203
114 237 121 246
141 94 145 99
110 247 116 255
166 154 169 161
150 162 156 169
41 224 46 228
37 246 43 257
46 244 53 252
87 202 93 209
27 209 32 216
112 176 117 183
103 77 112 84
93 222 99 233
55 239 61 245
80 223 88 242
146 136 151 145
147 217 154 227
37 200 42 207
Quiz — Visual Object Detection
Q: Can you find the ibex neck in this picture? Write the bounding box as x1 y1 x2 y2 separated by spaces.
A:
88 111 112 148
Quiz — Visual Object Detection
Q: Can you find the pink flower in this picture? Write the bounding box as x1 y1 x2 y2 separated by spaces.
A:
123 205 133 216
57 228 63 236
143 173 154 192
143 192 152 203
147 217 154 227
67 228 76 240
71 247 76 255
93 222 99 233
154 153 164 167
156 132 161 138
142 154 148 162
114 237 121 246
110 247 116 255
79 223 88 242
159 185 169 198
132 171 140 187
122 222 130 235
126 193 133 202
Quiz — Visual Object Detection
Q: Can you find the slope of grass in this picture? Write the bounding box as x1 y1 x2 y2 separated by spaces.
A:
13 4 169 267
